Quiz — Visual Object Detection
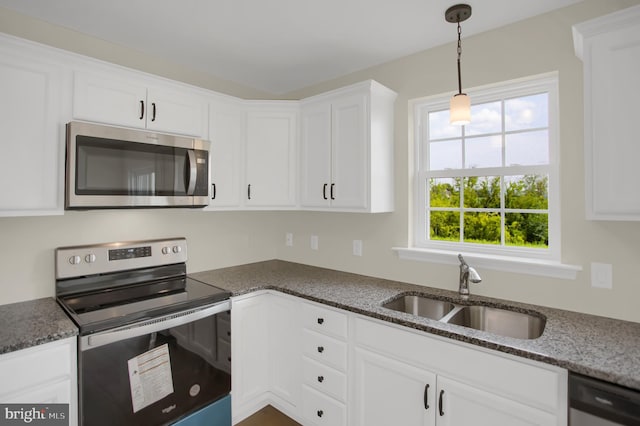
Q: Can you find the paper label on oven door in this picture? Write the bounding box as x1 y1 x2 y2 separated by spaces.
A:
127 343 174 413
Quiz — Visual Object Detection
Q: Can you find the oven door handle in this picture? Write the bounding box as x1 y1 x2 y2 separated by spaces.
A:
80 300 230 351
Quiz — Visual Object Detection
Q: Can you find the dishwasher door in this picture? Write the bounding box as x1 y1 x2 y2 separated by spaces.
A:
569 373 640 426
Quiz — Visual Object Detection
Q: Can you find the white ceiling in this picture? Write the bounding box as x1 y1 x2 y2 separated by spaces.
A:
0 0 581 94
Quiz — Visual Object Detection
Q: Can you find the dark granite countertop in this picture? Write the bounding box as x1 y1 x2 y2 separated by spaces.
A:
0 297 78 354
190 259 640 391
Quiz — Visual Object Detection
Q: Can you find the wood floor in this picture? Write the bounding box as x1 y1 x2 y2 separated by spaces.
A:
236 405 301 426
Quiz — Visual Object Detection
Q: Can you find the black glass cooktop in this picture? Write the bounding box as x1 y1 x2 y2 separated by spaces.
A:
57 264 230 335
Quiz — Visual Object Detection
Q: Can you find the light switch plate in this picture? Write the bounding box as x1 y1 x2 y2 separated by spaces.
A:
311 235 319 250
285 232 293 247
590 262 613 289
353 240 363 256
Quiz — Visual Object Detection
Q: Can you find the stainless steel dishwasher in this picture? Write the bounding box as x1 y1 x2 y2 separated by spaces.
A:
569 373 640 426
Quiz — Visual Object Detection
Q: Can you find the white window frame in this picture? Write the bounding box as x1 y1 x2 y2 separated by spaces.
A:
395 72 581 279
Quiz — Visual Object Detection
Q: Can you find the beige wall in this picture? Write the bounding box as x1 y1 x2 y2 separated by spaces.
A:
1 1 639 323
277 0 640 323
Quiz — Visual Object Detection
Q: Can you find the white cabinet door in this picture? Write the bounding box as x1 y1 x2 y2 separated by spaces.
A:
300 102 332 207
245 108 297 207
145 86 208 138
269 293 302 413
574 6 640 220
331 93 368 210
231 294 270 420
73 71 147 130
207 99 244 208
298 80 396 213
436 376 556 426
74 71 208 137
0 41 70 216
0 337 77 425
353 348 436 426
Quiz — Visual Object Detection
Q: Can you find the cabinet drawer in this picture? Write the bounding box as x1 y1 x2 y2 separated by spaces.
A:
302 385 346 426
302 302 348 340
302 329 347 372
354 317 564 413
0 340 72 397
302 356 347 402
2 379 71 404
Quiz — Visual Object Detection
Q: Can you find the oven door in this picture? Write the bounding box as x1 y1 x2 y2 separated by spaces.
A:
66 121 209 209
78 302 231 426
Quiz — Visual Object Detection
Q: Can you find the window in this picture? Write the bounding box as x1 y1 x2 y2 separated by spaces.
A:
413 73 560 261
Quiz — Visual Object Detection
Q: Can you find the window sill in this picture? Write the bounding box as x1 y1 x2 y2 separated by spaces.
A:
392 247 582 280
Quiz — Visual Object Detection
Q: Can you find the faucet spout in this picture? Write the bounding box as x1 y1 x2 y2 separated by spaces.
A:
458 254 481 298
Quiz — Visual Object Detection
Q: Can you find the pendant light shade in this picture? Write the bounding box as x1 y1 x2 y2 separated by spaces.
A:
450 93 471 125
446 4 472 125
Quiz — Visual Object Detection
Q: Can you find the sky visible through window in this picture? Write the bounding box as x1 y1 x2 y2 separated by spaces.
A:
428 93 549 170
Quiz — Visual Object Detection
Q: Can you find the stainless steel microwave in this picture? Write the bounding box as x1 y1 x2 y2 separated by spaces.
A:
65 121 210 209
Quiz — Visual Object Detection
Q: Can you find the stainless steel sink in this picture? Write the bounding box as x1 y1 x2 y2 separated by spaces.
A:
444 305 546 339
381 294 546 339
382 295 456 320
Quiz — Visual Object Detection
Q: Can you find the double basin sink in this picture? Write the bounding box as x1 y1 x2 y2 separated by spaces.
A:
382 294 546 340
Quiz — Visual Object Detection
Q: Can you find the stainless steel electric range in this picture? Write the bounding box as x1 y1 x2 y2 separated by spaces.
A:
55 238 232 426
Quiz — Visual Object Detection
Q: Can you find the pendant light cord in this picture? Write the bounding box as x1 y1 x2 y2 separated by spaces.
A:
457 20 463 95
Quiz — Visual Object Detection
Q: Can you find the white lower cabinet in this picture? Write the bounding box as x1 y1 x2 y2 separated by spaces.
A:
353 346 556 426
435 376 557 426
231 291 302 424
0 337 77 426
352 316 567 426
300 301 348 426
232 294 568 426
353 348 435 426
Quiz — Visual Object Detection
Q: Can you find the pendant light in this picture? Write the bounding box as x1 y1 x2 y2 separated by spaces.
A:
446 4 472 125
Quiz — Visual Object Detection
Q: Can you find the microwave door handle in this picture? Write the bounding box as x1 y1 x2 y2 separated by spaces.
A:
186 149 197 195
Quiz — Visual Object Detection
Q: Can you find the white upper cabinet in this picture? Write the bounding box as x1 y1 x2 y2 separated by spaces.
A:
0 34 72 216
73 70 209 138
574 5 640 220
244 102 299 208
207 97 245 209
300 81 397 212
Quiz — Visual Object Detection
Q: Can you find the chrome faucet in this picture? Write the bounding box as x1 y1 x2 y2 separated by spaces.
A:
458 254 481 298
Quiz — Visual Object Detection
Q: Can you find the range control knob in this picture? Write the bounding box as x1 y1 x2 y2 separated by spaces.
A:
162 246 171 255
172 245 182 254
85 254 96 263
69 255 81 265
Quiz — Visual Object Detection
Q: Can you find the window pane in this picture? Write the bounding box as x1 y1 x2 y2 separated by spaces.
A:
463 176 500 208
463 212 501 245
505 175 548 209
506 213 548 248
465 101 502 136
465 136 502 168
505 130 549 166
430 211 460 242
505 93 548 131
429 140 462 170
429 178 460 207
429 110 462 140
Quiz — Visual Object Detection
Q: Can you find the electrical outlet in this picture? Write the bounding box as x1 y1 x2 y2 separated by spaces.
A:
311 235 319 250
591 262 613 289
353 240 363 256
285 232 293 247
